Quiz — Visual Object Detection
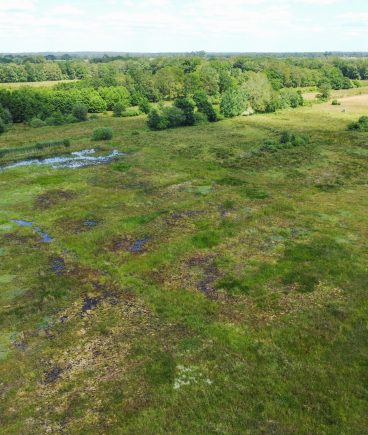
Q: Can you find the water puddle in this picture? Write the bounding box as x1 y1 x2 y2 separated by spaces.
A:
1 149 122 171
129 237 149 253
12 220 53 243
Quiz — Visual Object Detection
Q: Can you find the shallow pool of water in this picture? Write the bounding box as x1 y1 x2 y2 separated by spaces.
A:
12 220 53 243
2 149 122 171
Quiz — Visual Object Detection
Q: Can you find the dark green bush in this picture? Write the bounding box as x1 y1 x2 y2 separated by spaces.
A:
113 102 126 117
92 127 113 140
138 97 151 114
174 97 196 126
194 112 208 125
193 91 218 122
72 103 88 121
147 108 169 130
0 117 5 134
348 116 368 131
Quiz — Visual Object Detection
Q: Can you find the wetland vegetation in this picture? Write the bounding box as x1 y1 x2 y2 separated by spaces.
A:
0 53 368 434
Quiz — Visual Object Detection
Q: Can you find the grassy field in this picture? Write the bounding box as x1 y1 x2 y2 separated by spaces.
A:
0 94 367 433
0 80 79 89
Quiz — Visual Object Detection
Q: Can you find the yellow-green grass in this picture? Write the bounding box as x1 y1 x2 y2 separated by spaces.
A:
0 79 79 89
0 96 367 433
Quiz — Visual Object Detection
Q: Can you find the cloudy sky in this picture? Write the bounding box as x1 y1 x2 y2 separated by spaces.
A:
0 0 366 53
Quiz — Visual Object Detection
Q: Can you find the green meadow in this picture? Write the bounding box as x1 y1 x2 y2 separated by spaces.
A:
0 89 367 434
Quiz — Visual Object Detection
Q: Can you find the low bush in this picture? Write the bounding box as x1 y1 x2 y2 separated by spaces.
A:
194 112 208 125
0 118 5 135
92 127 113 140
121 108 141 117
348 116 368 132
258 131 310 154
331 99 341 106
113 102 126 117
30 118 47 128
138 97 151 114
72 103 88 121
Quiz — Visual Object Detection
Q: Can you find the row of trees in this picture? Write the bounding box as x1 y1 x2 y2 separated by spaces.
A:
0 55 364 94
0 86 131 122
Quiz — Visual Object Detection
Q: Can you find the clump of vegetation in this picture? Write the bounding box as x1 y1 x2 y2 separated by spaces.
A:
348 116 368 131
72 103 88 121
258 130 310 153
29 117 47 128
220 88 248 117
331 99 341 106
92 127 113 140
113 102 126 117
317 81 332 100
138 96 151 114
0 138 70 158
121 108 141 117
193 91 218 122
0 103 12 134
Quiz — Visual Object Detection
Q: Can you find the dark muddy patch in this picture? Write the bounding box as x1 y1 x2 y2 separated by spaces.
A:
50 257 66 276
81 296 101 313
187 254 222 299
110 235 150 254
58 218 102 234
130 237 149 253
44 366 63 384
34 189 76 210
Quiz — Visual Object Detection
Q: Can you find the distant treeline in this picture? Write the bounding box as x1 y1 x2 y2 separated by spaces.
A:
0 55 368 87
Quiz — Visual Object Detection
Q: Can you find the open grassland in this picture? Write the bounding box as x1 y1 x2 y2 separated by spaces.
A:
0 80 79 89
0 94 368 434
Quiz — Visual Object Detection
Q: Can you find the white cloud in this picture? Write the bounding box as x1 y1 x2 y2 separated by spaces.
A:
0 0 36 11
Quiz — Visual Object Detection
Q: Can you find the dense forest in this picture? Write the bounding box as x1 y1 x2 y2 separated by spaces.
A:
0 54 367 131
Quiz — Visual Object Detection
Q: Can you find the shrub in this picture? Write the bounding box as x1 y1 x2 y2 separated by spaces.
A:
121 108 140 117
30 117 46 128
174 97 196 126
280 130 294 144
331 99 341 106
193 91 218 122
0 117 5 134
194 112 208 125
138 97 151 114
0 105 12 125
113 102 126 117
317 81 331 100
147 108 169 130
165 106 187 128
92 127 113 141
45 111 65 126
65 114 79 124
72 103 88 121
348 116 368 131
220 88 248 118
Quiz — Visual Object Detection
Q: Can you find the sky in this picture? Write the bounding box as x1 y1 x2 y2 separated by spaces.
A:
0 0 367 53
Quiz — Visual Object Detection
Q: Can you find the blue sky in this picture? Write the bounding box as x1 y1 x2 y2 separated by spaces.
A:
0 0 367 53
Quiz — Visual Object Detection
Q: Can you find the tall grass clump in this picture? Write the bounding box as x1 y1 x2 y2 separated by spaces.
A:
92 128 113 141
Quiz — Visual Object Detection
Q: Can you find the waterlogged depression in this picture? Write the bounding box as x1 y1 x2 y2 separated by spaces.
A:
1 149 122 170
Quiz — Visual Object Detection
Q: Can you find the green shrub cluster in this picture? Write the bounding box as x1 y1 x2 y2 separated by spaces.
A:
92 127 113 141
348 116 368 131
259 131 310 153
0 103 12 135
148 96 217 130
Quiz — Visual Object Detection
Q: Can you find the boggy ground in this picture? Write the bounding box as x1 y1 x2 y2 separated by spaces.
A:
0 92 368 434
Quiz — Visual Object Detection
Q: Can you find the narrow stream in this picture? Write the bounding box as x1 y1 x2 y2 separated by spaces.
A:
1 149 122 170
